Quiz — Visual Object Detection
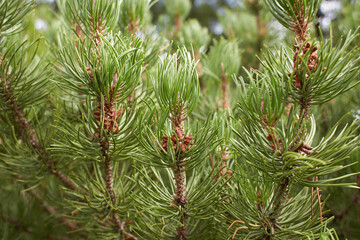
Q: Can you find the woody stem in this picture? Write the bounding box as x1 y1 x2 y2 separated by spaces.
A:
174 160 187 240
172 114 188 239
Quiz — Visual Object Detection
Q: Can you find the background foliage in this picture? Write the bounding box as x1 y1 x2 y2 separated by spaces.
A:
0 0 359 239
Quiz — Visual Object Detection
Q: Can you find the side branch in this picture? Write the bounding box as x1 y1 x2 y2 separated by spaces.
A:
3 91 78 191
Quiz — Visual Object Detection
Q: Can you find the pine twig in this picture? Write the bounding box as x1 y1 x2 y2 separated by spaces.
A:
174 160 188 240
3 89 78 191
167 108 189 240
100 138 137 240
96 80 137 239
269 2 314 229
87 30 137 236
217 62 231 180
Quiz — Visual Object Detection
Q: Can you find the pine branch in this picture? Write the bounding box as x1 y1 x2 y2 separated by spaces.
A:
2 87 78 191
255 1 321 235
119 0 151 32
86 55 137 239
164 0 191 37
219 62 231 180
150 49 201 237
101 141 115 203
29 189 78 231
271 1 315 209
55 5 144 234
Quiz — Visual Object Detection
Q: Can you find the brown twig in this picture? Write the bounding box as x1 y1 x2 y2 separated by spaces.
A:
173 160 188 240
128 19 139 34
98 127 137 240
272 177 290 217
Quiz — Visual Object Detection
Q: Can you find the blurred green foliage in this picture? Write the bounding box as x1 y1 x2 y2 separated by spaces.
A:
1 0 359 239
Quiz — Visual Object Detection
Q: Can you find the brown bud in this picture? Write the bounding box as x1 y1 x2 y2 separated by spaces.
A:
310 45 318 54
295 75 301 88
257 190 261 199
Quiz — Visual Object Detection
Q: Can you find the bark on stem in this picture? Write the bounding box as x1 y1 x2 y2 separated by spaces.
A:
171 114 188 240
100 140 138 240
174 161 188 240
288 100 310 151
102 141 115 203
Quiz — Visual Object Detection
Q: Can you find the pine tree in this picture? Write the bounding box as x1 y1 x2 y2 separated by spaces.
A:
0 0 359 239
